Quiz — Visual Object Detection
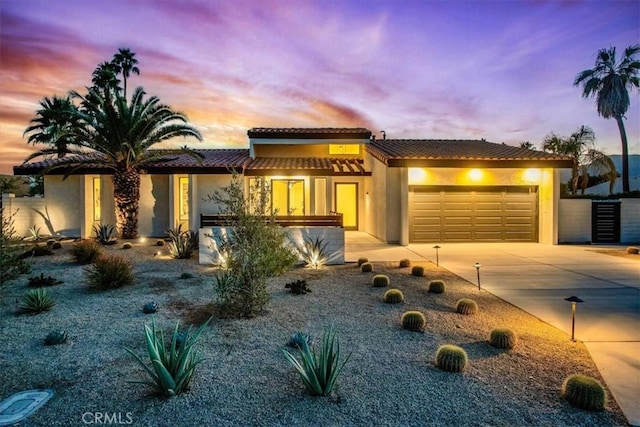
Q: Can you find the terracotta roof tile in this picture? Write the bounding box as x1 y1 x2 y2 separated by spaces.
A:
248 127 372 139
245 157 371 176
367 139 573 167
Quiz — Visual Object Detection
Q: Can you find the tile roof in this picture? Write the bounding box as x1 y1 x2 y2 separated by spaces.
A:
245 157 370 176
367 139 573 167
13 149 250 175
248 127 372 139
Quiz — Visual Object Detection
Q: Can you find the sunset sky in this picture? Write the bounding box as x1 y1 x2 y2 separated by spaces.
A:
1 0 638 175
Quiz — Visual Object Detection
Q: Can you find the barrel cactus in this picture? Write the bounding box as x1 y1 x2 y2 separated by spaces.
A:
489 328 518 349
384 289 404 304
156 239 166 247
411 266 424 277
401 311 426 332
428 280 446 294
357 257 368 267
372 274 390 287
435 344 468 372
143 302 158 314
44 330 68 346
399 259 411 268
361 262 373 273
456 299 478 315
562 374 606 411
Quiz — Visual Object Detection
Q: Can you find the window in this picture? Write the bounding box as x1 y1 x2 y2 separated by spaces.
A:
272 179 304 215
329 144 360 155
314 178 327 215
179 177 189 221
93 177 101 221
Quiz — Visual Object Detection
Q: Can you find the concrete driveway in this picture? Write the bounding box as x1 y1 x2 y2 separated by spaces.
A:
345 233 640 426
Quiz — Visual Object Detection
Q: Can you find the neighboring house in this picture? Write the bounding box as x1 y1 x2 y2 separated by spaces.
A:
9 127 572 248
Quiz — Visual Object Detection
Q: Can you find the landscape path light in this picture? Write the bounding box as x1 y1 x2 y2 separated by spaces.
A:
433 245 441 267
564 296 584 342
474 262 482 290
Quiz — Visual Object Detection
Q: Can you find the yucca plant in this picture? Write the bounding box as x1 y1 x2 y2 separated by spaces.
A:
166 225 198 259
298 236 329 269
124 317 212 397
282 326 351 396
93 224 118 245
71 240 103 264
20 288 55 314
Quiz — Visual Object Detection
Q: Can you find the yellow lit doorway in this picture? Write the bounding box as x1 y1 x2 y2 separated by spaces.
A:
335 183 358 230
272 179 305 216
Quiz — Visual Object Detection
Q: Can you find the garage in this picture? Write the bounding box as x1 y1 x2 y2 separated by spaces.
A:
409 186 538 242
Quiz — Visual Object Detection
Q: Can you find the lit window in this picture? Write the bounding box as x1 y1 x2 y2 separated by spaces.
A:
329 144 360 155
179 177 189 220
93 177 101 221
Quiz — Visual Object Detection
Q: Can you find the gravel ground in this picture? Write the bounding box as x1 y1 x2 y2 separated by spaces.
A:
0 242 627 426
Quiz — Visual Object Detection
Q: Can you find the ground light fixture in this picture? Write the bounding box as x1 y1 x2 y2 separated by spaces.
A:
433 245 441 266
564 296 584 341
474 262 482 290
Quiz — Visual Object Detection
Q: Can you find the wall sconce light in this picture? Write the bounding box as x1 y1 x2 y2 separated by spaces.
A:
433 245 441 267
523 168 541 183
468 169 483 181
474 262 482 290
564 296 584 341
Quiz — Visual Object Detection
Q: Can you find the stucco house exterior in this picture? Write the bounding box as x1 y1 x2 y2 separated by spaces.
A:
8 127 572 261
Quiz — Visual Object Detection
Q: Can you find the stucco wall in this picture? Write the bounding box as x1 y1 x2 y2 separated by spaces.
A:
253 144 364 158
620 199 639 244
558 199 592 243
199 226 344 265
138 174 170 237
364 155 388 241
2 194 50 238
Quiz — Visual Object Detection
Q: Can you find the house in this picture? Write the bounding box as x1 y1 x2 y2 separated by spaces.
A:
8 127 573 263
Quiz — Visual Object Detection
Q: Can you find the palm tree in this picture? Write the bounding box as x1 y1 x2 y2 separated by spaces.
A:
112 48 139 100
24 86 202 239
23 96 79 158
91 61 121 94
580 150 617 195
574 44 640 193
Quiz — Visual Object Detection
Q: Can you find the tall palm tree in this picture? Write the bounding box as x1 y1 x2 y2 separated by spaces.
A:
23 95 79 158
112 48 139 100
91 61 121 94
580 150 617 195
24 86 202 239
574 44 640 193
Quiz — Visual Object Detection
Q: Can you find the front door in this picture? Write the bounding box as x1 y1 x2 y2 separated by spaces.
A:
335 183 358 230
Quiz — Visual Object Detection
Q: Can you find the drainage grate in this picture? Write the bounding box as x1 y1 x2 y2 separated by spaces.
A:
0 389 54 426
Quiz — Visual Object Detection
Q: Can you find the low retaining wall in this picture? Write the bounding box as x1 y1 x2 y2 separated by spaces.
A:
199 226 345 265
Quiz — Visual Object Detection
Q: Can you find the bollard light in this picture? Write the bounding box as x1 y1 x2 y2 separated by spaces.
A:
564 296 584 341
474 262 482 290
433 245 441 267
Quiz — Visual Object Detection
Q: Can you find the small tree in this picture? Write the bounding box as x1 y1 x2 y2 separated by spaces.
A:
209 175 297 317
1 208 31 302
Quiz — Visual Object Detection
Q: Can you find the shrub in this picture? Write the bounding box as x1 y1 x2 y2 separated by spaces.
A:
208 175 298 317
456 299 478 315
298 236 329 269
287 331 313 349
626 246 639 255
383 289 404 304
435 345 468 372
44 330 68 346
489 328 518 349
562 374 606 411
285 279 311 295
143 302 158 314
357 257 368 267
19 245 53 259
156 239 165 247
71 240 102 264
428 280 446 294
401 311 426 332
85 254 134 290
372 274 390 287
166 225 198 259
399 259 411 268
282 326 351 396
124 317 212 397
51 242 62 250
27 273 63 287
411 266 424 277
360 262 373 273
122 242 133 250
1 208 31 299
93 224 118 245
20 288 55 314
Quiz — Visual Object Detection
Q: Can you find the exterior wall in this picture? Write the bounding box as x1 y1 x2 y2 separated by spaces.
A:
138 174 170 237
364 155 388 241
254 144 365 158
2 193 49 238
199 226 345 265
558 199 592 243
194 174 236 221
621 199 640 243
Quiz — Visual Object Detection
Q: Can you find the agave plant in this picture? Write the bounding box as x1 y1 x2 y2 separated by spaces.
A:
166 224 198 259
282 326 351 396
20 288 55 314
44 330 68 346
124 316 212 397
298 236 329 269
93 224 118 245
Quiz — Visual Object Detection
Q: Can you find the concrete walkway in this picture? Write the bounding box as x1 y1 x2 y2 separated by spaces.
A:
345 232 640 426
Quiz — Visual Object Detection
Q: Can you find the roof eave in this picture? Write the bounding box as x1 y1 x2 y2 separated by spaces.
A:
385 159 574 168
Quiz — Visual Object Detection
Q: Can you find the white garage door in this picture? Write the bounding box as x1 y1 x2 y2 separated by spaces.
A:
409 186 538 243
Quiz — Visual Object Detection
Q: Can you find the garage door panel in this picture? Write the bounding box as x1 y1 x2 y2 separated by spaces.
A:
409 187 537 243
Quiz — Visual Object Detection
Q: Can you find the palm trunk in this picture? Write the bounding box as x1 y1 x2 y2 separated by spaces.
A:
615 115 630 193
112 168 140 239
